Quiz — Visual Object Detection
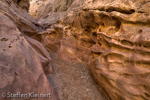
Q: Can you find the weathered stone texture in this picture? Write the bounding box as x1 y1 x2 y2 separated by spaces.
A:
0 0 59 100
32 0 150 100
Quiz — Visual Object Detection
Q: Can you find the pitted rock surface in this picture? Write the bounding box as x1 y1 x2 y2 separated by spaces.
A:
31 0 150 100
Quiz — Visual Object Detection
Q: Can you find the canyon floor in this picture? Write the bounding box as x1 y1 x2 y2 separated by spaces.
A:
47 51 107 100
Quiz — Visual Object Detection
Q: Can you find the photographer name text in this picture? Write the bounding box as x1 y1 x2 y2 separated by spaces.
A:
1 92 51 98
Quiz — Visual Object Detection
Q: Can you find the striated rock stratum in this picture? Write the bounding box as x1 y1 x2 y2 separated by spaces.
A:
30 0 150 100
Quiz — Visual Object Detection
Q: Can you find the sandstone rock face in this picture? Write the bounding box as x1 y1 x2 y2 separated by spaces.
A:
29 0 46 17
0 0 59 100
30 0 76 25
34 0 150 100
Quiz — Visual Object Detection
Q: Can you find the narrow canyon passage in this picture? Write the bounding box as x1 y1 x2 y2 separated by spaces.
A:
29 0 150 100
0 0 150 100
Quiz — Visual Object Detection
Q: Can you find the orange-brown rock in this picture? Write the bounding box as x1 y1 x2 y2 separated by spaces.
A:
29 0 46 17
0 0 59 100
34 0 150 100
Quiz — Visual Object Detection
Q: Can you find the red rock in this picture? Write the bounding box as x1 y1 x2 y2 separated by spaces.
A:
0 0 59 100
33 0 150 100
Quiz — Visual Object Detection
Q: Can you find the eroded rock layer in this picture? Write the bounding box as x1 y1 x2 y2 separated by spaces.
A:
33 0 150 100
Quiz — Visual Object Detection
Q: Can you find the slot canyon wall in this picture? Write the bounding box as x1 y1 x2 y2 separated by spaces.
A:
0 0 59 100
30 0 150 100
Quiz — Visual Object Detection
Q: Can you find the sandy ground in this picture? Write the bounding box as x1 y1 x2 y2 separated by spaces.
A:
46 51 107 100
